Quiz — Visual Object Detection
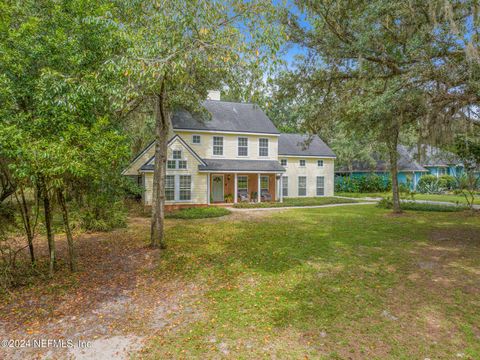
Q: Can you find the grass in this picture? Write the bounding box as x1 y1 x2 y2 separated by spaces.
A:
140 206 480 359
165 206 231 219
233 196 358 208
336 191 477 205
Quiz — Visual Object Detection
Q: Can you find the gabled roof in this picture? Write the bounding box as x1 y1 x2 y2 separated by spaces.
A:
402 145 462 167
278 133 336 157
198 159 285 172
171 100 280 135
336 145 428 173
138 135 206 172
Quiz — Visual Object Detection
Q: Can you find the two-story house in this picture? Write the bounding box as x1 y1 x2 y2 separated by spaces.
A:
123 92 336 208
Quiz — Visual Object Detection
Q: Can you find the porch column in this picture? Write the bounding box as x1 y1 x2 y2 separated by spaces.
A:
234 173 238 203
257 173 261 202
279 174 283 203
207 173 210 205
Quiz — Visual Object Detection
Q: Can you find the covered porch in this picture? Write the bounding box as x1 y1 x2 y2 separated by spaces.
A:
199 158 286 205
206 172 284 204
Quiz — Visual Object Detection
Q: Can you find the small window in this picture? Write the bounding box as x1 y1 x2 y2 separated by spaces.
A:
316 176 325 196
237 176 248 190
179 175 191 200
298 176 307 196
317 160 324 167
261 176 269 191
282 176 288 197
192 135 201 144
172 150 182 159
165 175 175 201
213 136 223 156
259 138 269 157
280 159 287 166
238 137 248 156
299 159 306 167
167 160 176 169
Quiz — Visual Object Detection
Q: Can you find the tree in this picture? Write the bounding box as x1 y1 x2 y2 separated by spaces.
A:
0 0 131 275
280 0 480 212
118 0 283 248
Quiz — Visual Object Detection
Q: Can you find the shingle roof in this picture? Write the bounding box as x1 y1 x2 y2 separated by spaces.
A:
278 134 336 157
171 100 280 134
198 159 285 172
402 145 461 167
336 145 428 172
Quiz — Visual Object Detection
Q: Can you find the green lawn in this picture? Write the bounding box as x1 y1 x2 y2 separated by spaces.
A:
142 205 480 359
233 196 358 208
336 191 477 205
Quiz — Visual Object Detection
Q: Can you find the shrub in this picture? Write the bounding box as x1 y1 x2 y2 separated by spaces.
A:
166 207 231 219
417 175 443 194
377 197 466 212
438 175 457 190
335 174 391 193
76 200 127 231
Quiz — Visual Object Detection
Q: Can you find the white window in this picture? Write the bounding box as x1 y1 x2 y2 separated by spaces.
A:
165 175 175 201
299 159 306 167
238 176 248 190
281 159 287 166
238 137 248 156
213 136 223 155
167 150 187 169
178 160 187 169
317 160 324 167
316 176 325 196
298 176 307 196
192 135 201 144
282 176 288 197
179 175 191 201
261 176 269 191
259 138 269 157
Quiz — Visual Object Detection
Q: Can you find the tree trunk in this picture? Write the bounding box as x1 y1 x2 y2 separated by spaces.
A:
57 188 76 272
387 127 402 213
40 178 56 276
16 185 35 264
150 81 170 249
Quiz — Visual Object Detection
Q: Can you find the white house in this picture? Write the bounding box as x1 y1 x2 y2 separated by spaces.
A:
123 92 336 208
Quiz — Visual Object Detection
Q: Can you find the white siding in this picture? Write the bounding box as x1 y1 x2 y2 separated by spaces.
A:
280 157 335 197
176 131 278 160
142 138 207 205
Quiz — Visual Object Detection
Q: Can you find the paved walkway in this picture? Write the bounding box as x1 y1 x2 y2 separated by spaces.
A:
229 202 376 212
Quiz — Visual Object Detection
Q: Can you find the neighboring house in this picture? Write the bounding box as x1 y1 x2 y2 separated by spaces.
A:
335 144 466 189
335 145 428 189
123 92 336 208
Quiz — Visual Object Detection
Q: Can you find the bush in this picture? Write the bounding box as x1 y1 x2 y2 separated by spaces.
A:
377 197 466 212
438 175 457 190
76 200 127 231
417 175 443 194
166 207 231 219
335 174 391 193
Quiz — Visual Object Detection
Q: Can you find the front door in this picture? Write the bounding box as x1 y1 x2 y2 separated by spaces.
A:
212 175 224 202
